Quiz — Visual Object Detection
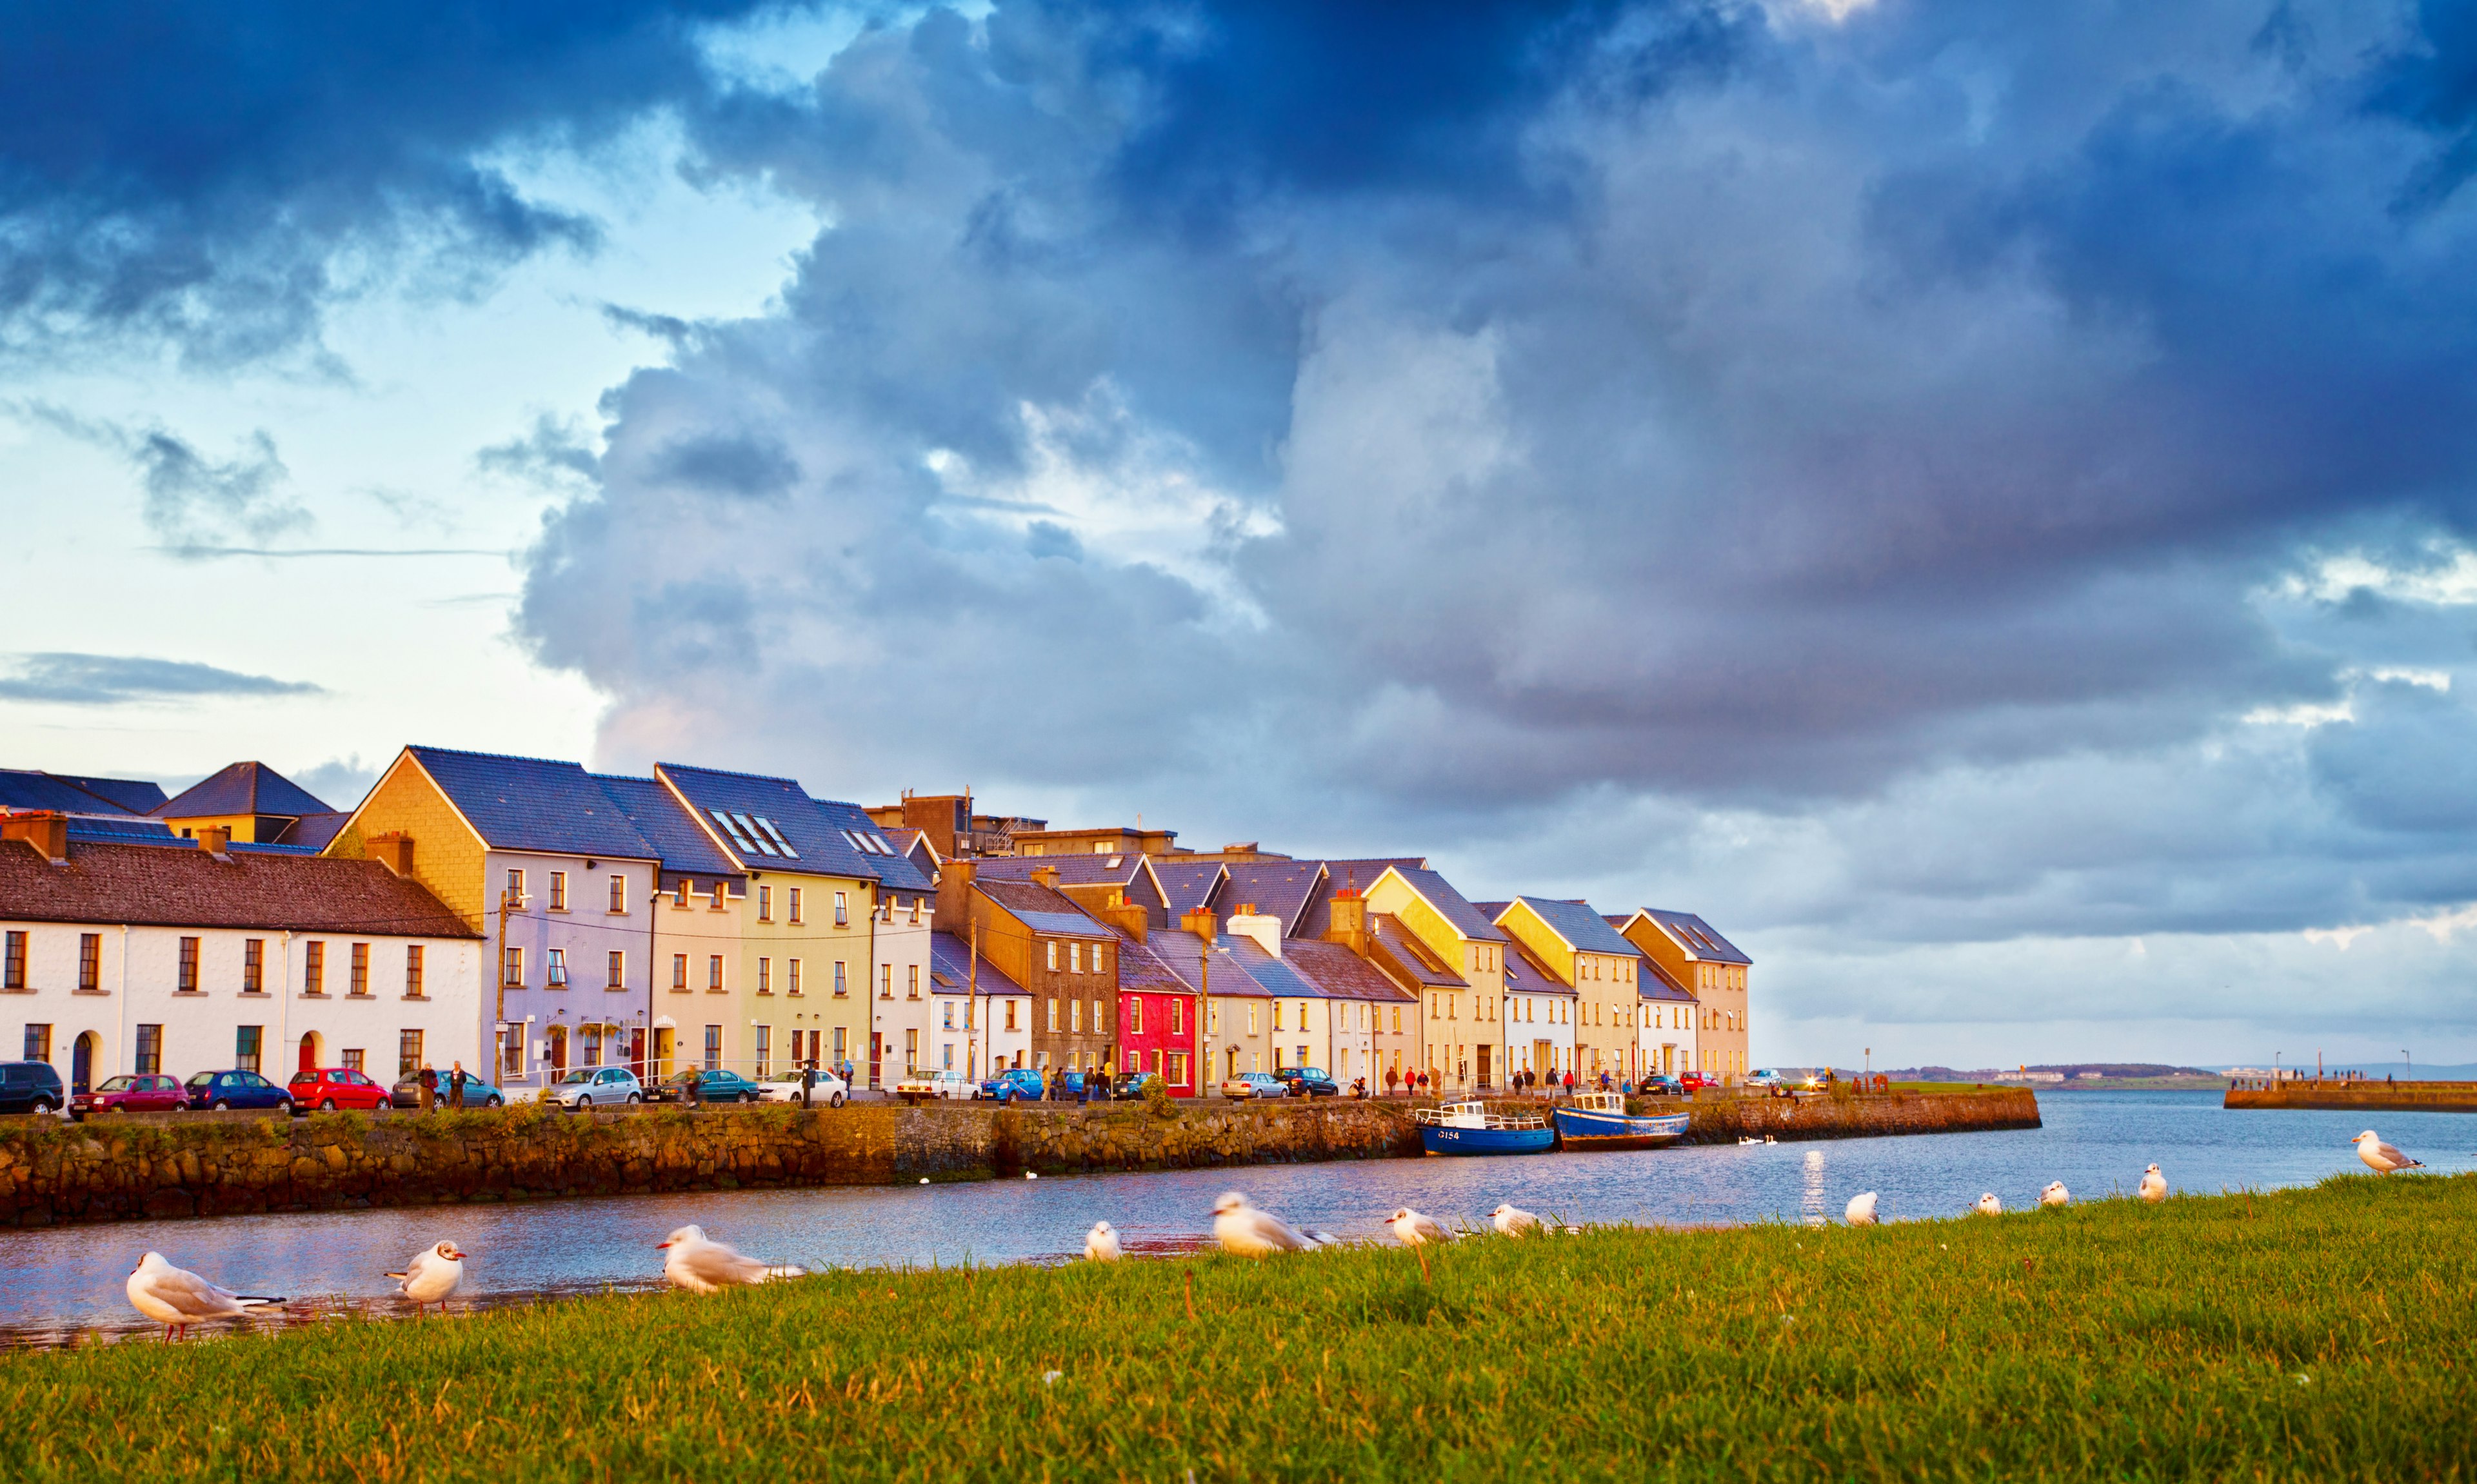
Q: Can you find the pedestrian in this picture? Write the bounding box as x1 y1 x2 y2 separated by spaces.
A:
418 1063 439 1113
800 1058 815 1109
448 1060 466 1111
683 1065 702 1109
1385 1065 1400 1098
1564 1070 1576 1098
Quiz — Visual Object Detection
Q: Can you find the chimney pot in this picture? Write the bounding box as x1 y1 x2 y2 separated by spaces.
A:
1031 864 1061 889
197 824 234 858
1181 906 1217 942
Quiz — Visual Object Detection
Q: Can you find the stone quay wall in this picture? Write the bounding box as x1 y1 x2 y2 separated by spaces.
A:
2225 1080 2477 1114
0 1089 2034 1227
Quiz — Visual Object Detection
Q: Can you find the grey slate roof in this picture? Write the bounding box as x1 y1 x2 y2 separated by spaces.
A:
155 761 330 821
1508 896 1642 959
65 817 179 846
593 774 743 878
1215 860 1326 933
403 747 659 860
1384 867 1509 942
1279 938 1417 1003
1150 860 1226 917
1141 929 1275 998
930 929 1027 998
975 878 1111 939
1224 936 1323 1000
0 769 157 816
1502 940 1578 997
0 838 477 936
272 811 350 851
655 764 882 882
48 773 169 814
1635 908 1752 965
810 798 935 893
1366 915 1466 988
1293 857 1428 938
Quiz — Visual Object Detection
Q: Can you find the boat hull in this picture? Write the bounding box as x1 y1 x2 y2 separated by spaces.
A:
1418 1124 1557 1156
1551 1107 1690 1151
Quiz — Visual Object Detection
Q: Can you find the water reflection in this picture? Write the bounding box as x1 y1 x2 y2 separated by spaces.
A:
5 1093 2469 1343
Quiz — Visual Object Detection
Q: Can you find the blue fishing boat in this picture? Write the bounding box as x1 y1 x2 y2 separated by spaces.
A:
1550 1091 1690 1151
1414 1101 1555 1156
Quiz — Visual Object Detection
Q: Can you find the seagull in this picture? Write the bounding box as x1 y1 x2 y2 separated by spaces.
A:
2138 1163 2168 1203
126 1252 284 1341
2353 1130 2425 1174
1764 1134 1778 1145
1737 1136 1760 1145
1388 1208 1448 1247
1084 1222 1122 1262
1489 1203 1542 1237
386 1240 466 1316
1974 1192 2002 1216
1845 1192 1878 1226
1026 1171 1039 1180
2039 1182 2069 1208
1210 1192 1326 1255
655 1225 806 1293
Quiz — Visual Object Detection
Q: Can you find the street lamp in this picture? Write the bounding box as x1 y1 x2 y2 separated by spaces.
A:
2402 1049 2412 1082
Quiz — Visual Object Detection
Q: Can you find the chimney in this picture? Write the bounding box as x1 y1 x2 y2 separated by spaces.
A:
1323 887 1368 956
1099 899 1149 944
936 857 977 929
1226 907 1282 959
1181 906 1218 942
1 811 69 864
196 824 234 859
369 831 414 876
1031 865 1061 890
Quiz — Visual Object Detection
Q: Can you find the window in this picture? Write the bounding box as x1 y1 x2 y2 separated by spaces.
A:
1168 1052 1188 1086
943 1001 956 1030
1048 999 1060 1033
908 965 920 1000
758 957 773 995
1094 944 1108 976
350 942 370 996
304 941 326 994
788 959 802 996
1206 1003 1219 1035
1392 1006 1402 1034
501 945 520 989
606 950 624 990
1 931 22 990
832 1027 847 1060
671 954 688 991
703 1025 722 1071
177 937 201 993
1066 999 1077 1033
506 869 524 905
755 1025 772 1078
399 1030 424 1077
1093 1000 1105 1034
544 947 566 989
235 1025 262 1074
1272 1001 1284 1032
1046 942 1059 972
1070 944 1082 973
79 933 100 992
134 1024 163 1074
834 960 848 997
1247 1004 1258 1036
758 885 772 922
789 887 803 924
582 1026 603 1067
406 945 426 998
339 1047 365 1073
1004 999 1020 1032
549 871 568 911
710 881 730 909
904 1028 918 1073
610 875 628 914
23 1024 50 1063
241 938 263 994
1129 999 1144 1035
833 891 848 926
708 956 725 993
880 964 893 1000
943 1044 954 1069
673 879 691 909
1171 998 1184 1034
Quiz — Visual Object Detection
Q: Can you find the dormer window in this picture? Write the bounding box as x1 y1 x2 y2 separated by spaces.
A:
673 879 692 909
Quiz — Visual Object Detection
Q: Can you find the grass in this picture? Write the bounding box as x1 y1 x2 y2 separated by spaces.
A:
4 1177 2473 1481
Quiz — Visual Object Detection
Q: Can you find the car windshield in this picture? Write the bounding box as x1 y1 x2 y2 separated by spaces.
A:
555 1071 595 1085
186 1074 214 1087
1293 1069 1328 1081
95 1075 137 1093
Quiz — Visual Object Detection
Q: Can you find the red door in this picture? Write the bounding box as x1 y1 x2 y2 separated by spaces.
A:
868 1033 883 1090
299 1034 317 1073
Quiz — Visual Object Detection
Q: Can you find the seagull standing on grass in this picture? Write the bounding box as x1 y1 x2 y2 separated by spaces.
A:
1489 1203 1542 1237
386 1240 466 1316
1084 1222 1122 1262
655 1225 806 1293
1974 1192 2002 1216
1845 1192 1879 1226
2353 1130 2425 1174
1388 1208 1448 1247
2139 1164 2169 1203
126 1252 283 1341
1210 1192 1327 1254
2039 1182 2069 1208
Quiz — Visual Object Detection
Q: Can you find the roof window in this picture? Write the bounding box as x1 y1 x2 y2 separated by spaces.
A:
755 816 801 859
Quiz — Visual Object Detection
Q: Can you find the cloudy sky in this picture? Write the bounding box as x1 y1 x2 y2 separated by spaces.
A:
5 0 2475 1071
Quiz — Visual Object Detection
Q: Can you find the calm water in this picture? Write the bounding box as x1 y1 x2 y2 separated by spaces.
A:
8 1092 2471 1341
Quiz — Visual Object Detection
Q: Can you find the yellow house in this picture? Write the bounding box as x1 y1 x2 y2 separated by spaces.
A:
1617 909 1751 1083
1362 866 1507 1092
1492 896 1646 1082
157 761 349 849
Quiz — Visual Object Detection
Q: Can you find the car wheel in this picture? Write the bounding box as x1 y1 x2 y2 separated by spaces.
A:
486 1096 503 1108
319 1098 339 1111
626 1092 642 1105
830 1091 845 1109
212 1099 232 1112
274 1100 295 1116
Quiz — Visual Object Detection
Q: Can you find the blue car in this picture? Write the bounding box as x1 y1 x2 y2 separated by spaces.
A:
977 1068 1045 1103
183 1069 295 1114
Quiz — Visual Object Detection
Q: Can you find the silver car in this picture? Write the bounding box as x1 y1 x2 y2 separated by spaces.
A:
546 1066 644 1110
756 1069 850 1107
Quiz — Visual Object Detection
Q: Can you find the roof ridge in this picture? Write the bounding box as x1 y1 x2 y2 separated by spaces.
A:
408 743 593 769
655 760 804 787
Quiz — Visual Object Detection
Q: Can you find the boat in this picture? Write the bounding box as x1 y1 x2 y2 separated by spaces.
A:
1413 1101 1555 1156
1551 1092 1690 1151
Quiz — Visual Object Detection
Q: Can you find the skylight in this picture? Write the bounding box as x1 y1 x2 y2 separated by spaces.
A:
730 811 779 857
710 809 766 858
755 816 800 859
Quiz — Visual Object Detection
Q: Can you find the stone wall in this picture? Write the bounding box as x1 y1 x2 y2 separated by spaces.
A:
1679 1087 2042 1143
2225 1081 2477 1114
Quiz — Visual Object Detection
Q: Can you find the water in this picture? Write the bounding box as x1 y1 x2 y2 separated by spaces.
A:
10 1093 2471 1342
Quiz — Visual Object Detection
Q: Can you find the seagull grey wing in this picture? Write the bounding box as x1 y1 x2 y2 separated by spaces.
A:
684 1242 772 1287
2380 1143 2418 1167
154 1269 249 1318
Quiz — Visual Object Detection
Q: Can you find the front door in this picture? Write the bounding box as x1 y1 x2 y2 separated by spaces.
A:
652 1027 674 1082
868 1033 882 1090
71 1033 94 1094
1476 1044 1491 1090
628 1029 646 1079
299 1034 317 1074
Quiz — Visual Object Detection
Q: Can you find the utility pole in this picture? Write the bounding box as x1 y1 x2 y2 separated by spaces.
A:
493 887 513 1080
968 918 980 1080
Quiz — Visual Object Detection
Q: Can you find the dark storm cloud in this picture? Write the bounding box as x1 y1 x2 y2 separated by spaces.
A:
0 0 782 364
0 653 323 705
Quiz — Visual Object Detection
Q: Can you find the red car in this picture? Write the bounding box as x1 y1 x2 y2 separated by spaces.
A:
70 1073 185 1120
288 1066 392 1111
1678 1071 1719 1094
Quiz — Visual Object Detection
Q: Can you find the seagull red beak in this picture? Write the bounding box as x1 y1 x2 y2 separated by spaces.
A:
655 1241 672 1249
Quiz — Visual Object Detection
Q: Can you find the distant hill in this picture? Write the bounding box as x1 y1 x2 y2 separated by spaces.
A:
1874 1063 2218 1082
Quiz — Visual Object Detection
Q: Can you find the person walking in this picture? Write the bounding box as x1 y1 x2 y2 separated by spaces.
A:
417 1063 439 1113
1385 1065 1400 1098
682 1065 702 1109
448 1061 466 1111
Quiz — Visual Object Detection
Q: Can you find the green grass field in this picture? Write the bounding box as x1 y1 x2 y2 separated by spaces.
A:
5 1175 2472 1481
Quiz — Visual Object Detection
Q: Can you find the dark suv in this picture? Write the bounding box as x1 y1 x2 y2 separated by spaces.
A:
1275 1066 1340 1098
0 1061 66 1114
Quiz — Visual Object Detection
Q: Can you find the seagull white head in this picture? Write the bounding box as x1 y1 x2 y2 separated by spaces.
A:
1975 1192 2002 1216
132 1251 168 1278
1212 1192 1251 1217
2353 1130 2381 1145
655 1224 706 1251
1091 1220 1113 1235
433 1240 466 1262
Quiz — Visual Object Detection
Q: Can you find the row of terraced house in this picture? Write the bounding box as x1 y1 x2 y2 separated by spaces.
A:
0 757 1753 1097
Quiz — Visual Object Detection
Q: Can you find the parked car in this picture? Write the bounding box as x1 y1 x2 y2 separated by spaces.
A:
1746 1068 1785 1092
1275 1066 1340 1098
289 1066 392 1111
182 1069 294 1114
1636 1074 1685 1098
646 1067 759 1104
544 1066 644 1110
0 1060 68 1114
757 1067 851 1106
1221 1071 1286 1100
1049 1071 1089 1100
386 1067 507 1109
1111 1071 1163 1100
977 1068 1045 1103
1678 1071 1718 1094
891 1069 968 1104
71 1072 184 1119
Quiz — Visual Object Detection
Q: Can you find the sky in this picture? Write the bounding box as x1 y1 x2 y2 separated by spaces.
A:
4 0 2476 1073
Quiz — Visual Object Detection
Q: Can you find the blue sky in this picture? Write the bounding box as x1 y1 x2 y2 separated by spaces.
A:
5 0 2476 1070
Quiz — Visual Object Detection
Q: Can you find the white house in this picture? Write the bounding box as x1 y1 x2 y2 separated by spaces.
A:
927 929 1030 1080
0 812 483 1092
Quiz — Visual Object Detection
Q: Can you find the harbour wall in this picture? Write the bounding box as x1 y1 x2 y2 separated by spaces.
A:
2224 1080 2477 1114
0 1089 2036 1227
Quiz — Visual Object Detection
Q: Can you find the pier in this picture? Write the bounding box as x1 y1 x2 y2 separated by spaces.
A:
2224 1076 2477 1114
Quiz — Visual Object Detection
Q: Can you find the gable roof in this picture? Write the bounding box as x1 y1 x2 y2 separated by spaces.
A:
1637 954 1698 1003
974 878 1111 939
810 797 935 893
49 773 170 814
0 838 478 936
1366 914 1466 988
1506 895 1642 959
929 930 1028 997
1109 928 1193 997
1150 860 1227 917
1380 866 1509 943
397 746 658 860
0 769 161 816
592 774 744 879
155 761 331 821
1215 860 1326 935
1279 938 1417 1002
1294 857 1427 938
272 812 350 851
1502 940 1578 997
975 852 1151 891
1630 907 1752 965
1141 929 1276 998
650 764 882 882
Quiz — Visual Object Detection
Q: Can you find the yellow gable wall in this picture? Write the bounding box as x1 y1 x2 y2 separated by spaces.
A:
1495 902 1571 985
324 757 488 929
